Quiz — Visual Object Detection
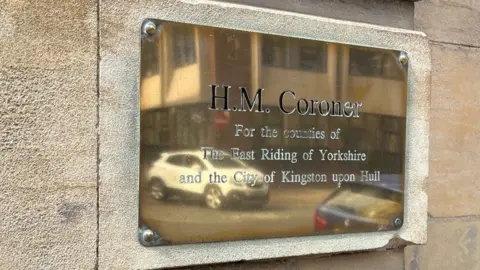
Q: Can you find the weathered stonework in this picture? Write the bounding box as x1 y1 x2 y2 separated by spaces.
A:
214 0 415 29
415 0 480 46
405 220 480 270
1 0 444 269
98 0 429 269
0 0 97 269
297 251 404 270
177 250 404 269
428 43 480 217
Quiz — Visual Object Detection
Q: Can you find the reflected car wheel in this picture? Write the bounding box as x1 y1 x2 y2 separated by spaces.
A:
150 178 168 201
204 185 225 210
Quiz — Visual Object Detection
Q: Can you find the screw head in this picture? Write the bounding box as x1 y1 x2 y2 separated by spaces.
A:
398 52 408 66
142 229 154 243
143 21 157 36
394 218 403 228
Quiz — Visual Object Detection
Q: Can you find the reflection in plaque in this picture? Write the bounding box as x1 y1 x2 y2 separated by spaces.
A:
139 20 408 246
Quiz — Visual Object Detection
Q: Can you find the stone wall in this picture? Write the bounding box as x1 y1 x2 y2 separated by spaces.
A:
405 1 480 269
0 0 477 269
0 1 98 269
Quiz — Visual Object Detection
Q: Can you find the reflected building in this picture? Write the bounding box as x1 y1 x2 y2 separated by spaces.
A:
140 22 407 181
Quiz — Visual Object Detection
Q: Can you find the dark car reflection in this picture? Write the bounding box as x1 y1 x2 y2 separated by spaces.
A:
313 174 403 234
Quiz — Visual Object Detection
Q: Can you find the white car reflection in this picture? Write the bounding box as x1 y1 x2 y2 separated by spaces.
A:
146 150 269 210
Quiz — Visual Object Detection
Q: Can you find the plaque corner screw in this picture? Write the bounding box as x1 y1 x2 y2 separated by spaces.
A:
394 217 402 228
398 52 408 66
143 20 157 36
141 228 155 244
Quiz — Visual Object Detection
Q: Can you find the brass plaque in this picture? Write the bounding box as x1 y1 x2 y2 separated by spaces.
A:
139 19 407 246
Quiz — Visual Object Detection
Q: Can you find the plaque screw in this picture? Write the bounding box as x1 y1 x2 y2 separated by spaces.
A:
142 229 154 243
398 52 408 66
143 21 157 36
394 217 403 228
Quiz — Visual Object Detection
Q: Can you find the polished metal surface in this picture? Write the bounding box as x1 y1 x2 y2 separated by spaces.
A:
139 20 407 246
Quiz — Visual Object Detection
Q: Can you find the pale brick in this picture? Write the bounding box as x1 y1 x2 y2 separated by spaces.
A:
405 220 480 270
415 0 480 46
429 43 480 217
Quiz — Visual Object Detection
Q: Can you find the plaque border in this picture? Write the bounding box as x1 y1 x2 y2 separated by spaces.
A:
99 1 430 268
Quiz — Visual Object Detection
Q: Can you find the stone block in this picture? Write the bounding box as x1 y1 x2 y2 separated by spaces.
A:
429 43 480 217
177 260 289 270
215 0 414 29
415 0 480 46
0 1 97 70
0 186 97 269
0 0 97 268
405 220 480 270
177 251 403 270
296 251 404 270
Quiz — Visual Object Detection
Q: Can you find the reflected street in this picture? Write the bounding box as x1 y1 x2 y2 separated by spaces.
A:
141 187 334 244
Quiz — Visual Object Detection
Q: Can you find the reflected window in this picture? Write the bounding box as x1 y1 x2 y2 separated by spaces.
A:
141 38 159 77
173 26 196 67
166 155 184 166
262 36 327 72
349 48 403 80
385 133 401 153
383 117 400 133
226 34 240 60
156 110 170 147
297 41 327 72
185 155 206 170
144 129 155 145
262 36 287 67
355 129 369 151
381 54 402 79
141 112 156 146
208 158 248 169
